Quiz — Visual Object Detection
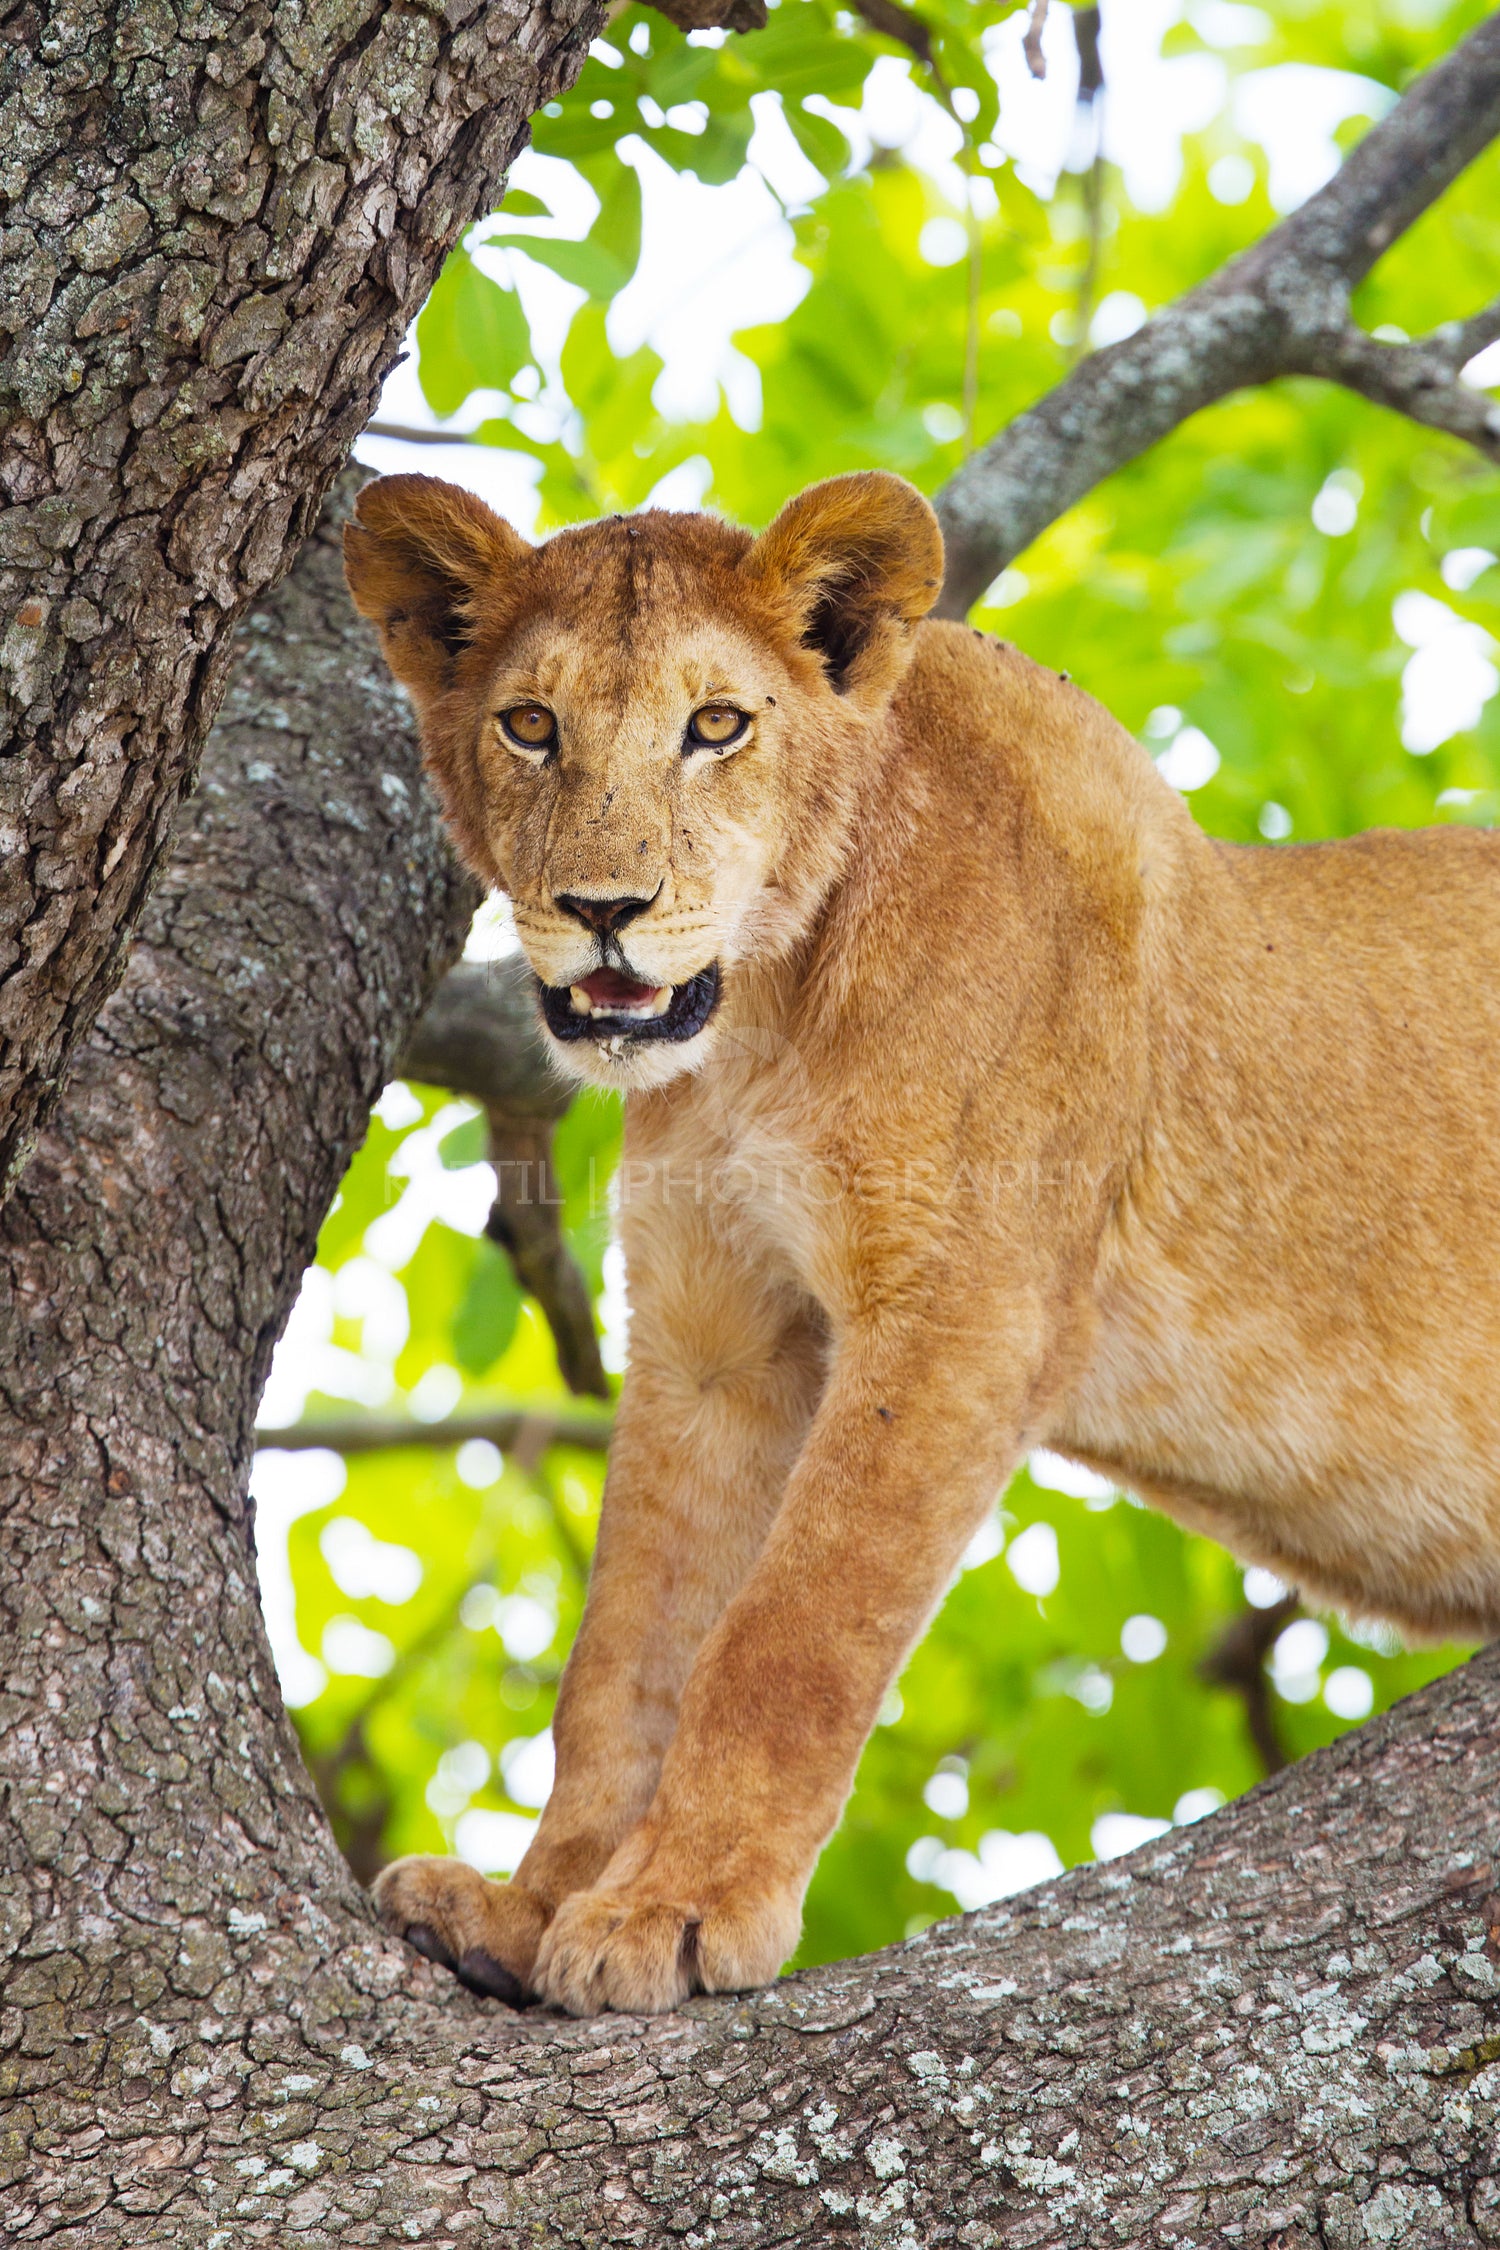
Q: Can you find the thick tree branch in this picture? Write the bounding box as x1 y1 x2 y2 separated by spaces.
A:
401 957 569 1123
934 9 1500 613
0 0 602 1200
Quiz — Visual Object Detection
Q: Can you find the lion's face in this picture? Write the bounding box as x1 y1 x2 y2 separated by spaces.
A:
345 474 943 1090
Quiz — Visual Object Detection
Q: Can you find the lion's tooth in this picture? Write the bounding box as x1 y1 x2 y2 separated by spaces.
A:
584 987 673 1020
569 985 591 1016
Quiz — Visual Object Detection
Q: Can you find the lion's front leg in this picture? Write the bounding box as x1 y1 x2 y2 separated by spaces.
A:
530 1296 1037 2016
373 1201 824 2002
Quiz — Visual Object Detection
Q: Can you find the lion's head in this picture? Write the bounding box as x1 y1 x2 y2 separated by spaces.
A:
345 471 943 1089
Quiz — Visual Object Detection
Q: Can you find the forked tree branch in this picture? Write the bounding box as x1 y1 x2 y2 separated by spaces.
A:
934 8 1500 613
1323 294 1500 445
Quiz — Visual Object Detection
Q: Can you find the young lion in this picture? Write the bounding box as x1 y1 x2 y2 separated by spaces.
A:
344 468 1500 2018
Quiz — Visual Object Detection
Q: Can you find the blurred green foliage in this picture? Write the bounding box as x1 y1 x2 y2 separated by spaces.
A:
268 0 1497 1970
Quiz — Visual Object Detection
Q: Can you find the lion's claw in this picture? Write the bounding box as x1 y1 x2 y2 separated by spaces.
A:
405 1921 453 1967
371 1855 548 2007
455 1946 529 2005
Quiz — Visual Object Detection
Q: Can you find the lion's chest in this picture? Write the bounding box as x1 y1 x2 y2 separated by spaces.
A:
656 1032 1014 1334
658 1072 901 1328
713 1115 859 1318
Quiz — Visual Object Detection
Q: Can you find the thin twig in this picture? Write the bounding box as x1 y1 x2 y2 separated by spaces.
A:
255 1410 613 1455
1068 6 1106 367
363 421 484 448
1023 0 1048 81
1198 1594 1301 1777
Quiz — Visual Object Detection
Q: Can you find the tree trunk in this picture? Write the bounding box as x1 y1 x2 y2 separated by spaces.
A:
0 0 600 1196
2 480 1498 2247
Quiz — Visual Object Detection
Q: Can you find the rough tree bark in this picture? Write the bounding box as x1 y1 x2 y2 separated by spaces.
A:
0 0 605 1197
6 16 1500 2244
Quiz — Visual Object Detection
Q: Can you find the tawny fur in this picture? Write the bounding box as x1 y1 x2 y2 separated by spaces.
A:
346 470 1500 2019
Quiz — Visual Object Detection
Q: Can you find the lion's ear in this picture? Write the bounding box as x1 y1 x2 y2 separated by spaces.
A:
741 472 944 698
344 474 532 706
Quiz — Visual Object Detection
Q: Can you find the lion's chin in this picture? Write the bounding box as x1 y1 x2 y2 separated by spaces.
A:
537 962 721 1054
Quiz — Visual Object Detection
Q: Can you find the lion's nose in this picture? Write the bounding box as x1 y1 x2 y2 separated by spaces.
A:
555 890 657 937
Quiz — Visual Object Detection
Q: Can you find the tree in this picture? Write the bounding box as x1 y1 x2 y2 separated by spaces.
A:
4 3 1500 2240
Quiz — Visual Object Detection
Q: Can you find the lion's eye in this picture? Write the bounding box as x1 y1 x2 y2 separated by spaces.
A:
500 705 557 753
686 705 748 752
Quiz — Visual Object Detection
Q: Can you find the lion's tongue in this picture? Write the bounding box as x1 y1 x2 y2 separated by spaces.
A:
573 967 667 1014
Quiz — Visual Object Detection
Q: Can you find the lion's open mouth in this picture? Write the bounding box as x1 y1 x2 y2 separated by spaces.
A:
538 963 721 1045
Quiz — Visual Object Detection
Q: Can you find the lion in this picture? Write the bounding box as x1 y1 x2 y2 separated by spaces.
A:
344 468 1500 2018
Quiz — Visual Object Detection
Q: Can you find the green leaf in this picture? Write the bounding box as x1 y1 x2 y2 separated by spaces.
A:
415 248 533 419
437 1111 487 1171
512 236 628 300
494 164 642 305
453 1239 523 1377
785 101 849 182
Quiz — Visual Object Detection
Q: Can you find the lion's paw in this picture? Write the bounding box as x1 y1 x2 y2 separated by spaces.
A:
531 1883 798 2017
371 1855 549 2006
